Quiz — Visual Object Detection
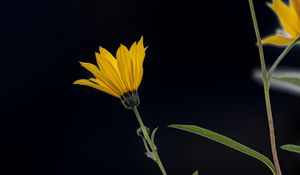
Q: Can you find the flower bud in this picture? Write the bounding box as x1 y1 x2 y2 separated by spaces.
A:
120 91 140 109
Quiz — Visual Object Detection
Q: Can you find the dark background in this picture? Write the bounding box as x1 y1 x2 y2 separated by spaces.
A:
1 0 300 174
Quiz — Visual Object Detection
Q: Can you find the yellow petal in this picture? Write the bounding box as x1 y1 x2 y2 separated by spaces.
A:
268 0 300 36
96 48 125 92
117 44 133 91
130 41 137 53
129 37 146 89
74 79 120 98
135 36 146 89
98 47 118 66
129 42 139 90
79 62 102 79
137 36 146 65
79 61 123 96
291 0 300 21
261 34 294 46
89 78 121 97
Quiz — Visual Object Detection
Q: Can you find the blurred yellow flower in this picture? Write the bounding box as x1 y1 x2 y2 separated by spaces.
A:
74 36 146 103
262 0 300 46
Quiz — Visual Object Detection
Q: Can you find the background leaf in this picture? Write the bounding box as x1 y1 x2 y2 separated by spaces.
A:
253 68 300 97
281 144 300 154
272 76 300 87
192 170 199 175
169 124 276 175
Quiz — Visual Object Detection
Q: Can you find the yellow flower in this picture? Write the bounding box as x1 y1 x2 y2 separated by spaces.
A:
262 0 300 46
74 36 146 108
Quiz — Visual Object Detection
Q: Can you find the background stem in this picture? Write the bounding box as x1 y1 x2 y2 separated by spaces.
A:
132 106 168 175
248 0 282 175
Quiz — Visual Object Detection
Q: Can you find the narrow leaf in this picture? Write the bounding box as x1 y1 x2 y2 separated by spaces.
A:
192 170 199 175
253 68 300 96
281 144 300 154
169 124 276 175
272 76 300 87
151 127 158 146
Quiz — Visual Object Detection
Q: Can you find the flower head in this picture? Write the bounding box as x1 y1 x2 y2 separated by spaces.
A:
262 0 300 46
74 36 146 108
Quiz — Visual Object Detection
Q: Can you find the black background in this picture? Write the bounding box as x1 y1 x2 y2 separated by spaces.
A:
1 0 300 174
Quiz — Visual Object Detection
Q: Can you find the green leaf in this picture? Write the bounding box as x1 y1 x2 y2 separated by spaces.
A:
192 170 199 175
281 144 300 154
169 124 276 175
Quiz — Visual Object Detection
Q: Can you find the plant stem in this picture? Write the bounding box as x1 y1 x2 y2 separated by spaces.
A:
267 37 300 81
132 106 168 175
248 1 282 175
263 83 282 175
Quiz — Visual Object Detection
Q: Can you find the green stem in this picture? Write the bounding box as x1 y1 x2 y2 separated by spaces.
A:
248 1 282 175
267 37 300 81
132 106 168 175
142 137 152 154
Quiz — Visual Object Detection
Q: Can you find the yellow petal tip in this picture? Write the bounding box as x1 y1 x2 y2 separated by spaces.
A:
73 80 82 85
